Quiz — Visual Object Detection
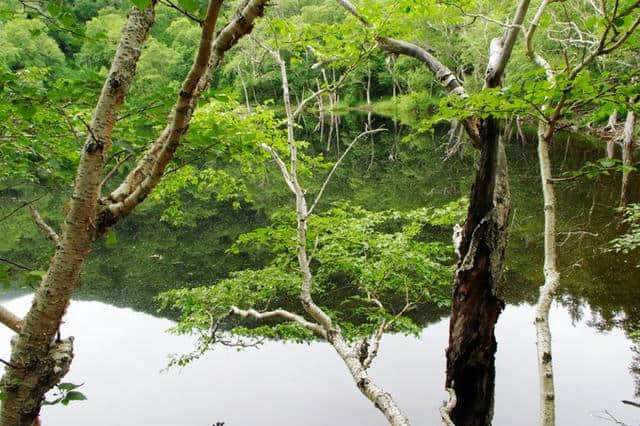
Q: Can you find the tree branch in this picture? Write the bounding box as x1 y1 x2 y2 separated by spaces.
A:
158 0 204 24
0 257 33 272
307 127 386 216
29 208 60 245
229 306 326 338
104 0 271 231
0 195 45 224
100 153 133 190
440 386 457 426
0 306 23 334
259 143 296 193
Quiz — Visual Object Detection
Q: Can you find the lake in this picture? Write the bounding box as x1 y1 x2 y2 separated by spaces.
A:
0 112 638 425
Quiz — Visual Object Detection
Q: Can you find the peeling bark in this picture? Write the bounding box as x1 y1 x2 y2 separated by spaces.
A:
334 1 529 423
445 118 511 426
0 1 272 424
103 0 269 228
0 6 155 425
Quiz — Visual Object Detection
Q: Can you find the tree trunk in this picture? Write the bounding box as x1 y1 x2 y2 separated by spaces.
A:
534 122 559 426
446 117 511 426
0 7 156 426
620 108 636 206
607 109 618 159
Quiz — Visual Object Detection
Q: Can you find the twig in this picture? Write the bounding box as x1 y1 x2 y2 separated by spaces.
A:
0 195 46 223
159 0 204 24
29 207 60 245
622 400 640 408
0 357 22 370
307 127 386 216
101 153 133 189
0 257 33 271
116 102 164 122
592 409 630 425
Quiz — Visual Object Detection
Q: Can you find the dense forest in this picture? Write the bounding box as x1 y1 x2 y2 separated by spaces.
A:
0 0 639 425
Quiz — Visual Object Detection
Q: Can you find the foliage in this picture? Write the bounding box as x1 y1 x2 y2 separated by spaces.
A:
610 203 640 264
42 383 87 407
75 9 126 70
0 17 65 70
158 199 466 366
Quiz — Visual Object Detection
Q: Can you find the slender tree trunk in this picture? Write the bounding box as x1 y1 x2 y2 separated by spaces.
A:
620 108 636 206
534 122 559 426
0 7 156 425
265 47 410 425
237 63 252 113
446 118 511 426
607 109 618 159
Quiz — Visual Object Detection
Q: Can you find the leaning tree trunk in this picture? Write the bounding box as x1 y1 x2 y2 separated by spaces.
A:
446 117 511 426
620 108 636 206
0 7 156 425
0 0 271 423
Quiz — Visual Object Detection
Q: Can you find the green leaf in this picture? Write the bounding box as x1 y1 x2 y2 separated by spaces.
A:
24 270 46 287
105 231 117 247
178 0 200 12
57 382 83 391
131 0 152 9
61 391 87 405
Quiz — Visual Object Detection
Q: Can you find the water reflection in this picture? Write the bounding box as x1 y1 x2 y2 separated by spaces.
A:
0 295 636 425
1 112 639 424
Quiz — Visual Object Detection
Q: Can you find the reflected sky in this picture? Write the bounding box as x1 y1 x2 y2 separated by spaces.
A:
0 295 637 425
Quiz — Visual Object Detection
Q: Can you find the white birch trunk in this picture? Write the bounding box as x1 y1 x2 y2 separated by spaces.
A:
0 6 156 425
534 122 560 426
620 108 636 206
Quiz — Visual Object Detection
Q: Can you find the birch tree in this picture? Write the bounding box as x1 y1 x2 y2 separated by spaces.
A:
160 36 470 425
522 1 640 424
0 1 271 424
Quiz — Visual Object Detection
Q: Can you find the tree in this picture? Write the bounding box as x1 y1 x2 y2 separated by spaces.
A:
0 1 271 424
161 43 461 426
521 1 640 424
334 1 536 423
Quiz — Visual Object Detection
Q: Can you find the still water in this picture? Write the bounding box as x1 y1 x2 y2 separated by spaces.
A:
0 295 636 425
1 113 639 424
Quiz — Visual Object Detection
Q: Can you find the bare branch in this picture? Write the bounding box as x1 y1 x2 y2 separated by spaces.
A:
484 0 532 86
229 306 327 338
0 257 33 272
292 87 328 119
622 400 640 409
440 387 458 426
259 143 296 193
29 208 60 245
100 153 133 189
158 0 204 24
0 306 23 334
308 127 386 216
0 195 46 224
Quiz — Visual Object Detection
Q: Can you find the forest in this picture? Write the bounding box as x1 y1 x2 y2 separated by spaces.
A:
0 0 639 425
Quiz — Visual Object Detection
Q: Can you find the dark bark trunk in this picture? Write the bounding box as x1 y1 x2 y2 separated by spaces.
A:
446 117 511 426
